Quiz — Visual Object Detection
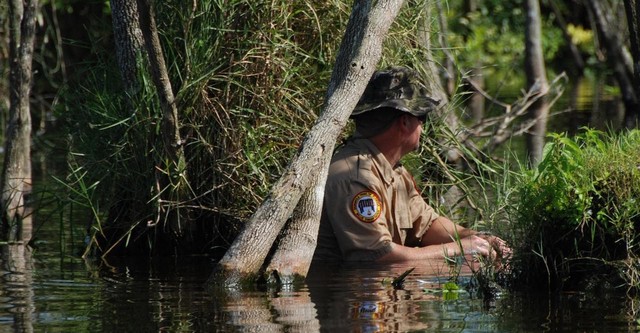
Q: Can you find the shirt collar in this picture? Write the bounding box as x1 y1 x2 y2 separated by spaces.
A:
357 137 399 186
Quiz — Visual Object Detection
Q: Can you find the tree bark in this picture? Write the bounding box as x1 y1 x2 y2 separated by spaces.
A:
110 0 145 95
263 156 330 284
586 0 639 129
136 0 183 164
524 0 550 167
625 0 640 126
109 0 188 245
209 0 406 289
2 0 36 242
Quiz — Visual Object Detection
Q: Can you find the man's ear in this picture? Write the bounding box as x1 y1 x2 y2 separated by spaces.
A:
399 114 410 131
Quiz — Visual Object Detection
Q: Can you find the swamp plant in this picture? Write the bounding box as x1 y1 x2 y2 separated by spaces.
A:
63 0 350 256
510 129 640 291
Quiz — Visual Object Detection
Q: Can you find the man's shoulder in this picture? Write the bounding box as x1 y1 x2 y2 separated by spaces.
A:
330 143 375 176
327 163 382 199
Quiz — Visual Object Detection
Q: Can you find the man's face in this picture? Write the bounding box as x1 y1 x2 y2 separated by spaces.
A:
401 115 424 153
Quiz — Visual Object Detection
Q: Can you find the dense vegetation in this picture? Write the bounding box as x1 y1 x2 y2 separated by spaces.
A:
2 0 640 291
510 129 640 291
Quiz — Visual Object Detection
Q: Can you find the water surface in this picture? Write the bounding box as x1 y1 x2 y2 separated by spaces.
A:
1 242 637 332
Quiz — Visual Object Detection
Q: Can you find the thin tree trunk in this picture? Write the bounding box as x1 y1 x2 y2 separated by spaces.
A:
209 0 406 289
109 0 189 245
420 0 460 151
420 0 468 219
625 0 640 126
461 0 485 125
136 0 183 164
586 0 639 129
524 0 550 167
435 0 455 96
2 0 36 242
136 0 189 234
466 68 485 125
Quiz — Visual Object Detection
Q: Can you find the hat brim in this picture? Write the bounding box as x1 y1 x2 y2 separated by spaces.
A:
351 97 438 118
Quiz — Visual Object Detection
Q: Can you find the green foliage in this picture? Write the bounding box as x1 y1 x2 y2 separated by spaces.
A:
423 281 466 300
64 64 163 234
567 24 594 53
447 0 566 94
65 0 355 254
510 129 640 290
155 0 351 218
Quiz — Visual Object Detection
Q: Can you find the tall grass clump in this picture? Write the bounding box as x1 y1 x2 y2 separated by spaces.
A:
64 0 354 256
510 129 640 291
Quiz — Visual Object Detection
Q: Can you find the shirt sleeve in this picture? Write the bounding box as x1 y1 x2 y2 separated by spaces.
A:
404 171 439 240
324 178 393 261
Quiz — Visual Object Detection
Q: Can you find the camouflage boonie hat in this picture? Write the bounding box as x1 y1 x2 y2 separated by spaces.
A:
352 67 440 117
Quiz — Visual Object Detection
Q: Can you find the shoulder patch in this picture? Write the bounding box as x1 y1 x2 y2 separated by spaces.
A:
351 191 383 223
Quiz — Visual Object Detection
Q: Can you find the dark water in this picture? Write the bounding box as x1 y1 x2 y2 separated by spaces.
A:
1 235 638 333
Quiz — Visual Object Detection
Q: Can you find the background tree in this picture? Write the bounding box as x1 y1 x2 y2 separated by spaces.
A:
104 0 189 252
1 0 37 242
625 0 640 127
586 0 639 129
523 0 550 167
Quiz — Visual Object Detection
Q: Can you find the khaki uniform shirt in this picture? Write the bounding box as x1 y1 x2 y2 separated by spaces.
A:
314 137 439 261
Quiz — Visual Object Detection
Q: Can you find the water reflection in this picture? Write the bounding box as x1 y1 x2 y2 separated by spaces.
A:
1 244 35 333
306 261 484 333
1 247 640 332
216 289 319 332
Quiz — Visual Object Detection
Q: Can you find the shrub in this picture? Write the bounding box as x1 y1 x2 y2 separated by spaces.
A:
510 129 640 291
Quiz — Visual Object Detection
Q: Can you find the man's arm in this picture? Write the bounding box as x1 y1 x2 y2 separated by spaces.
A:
377 216 510 262
420 216 475 246
376 232 493 262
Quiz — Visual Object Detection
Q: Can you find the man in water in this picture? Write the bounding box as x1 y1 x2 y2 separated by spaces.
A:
313 67 510 263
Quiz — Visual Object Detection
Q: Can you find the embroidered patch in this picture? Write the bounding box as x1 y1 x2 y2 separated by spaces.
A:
351 191 382 223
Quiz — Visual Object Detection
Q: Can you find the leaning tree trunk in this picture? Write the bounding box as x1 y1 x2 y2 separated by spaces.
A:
209 0 407 289
524 0 550 167
137 0 183 166
1 0 37 242
263 155 331 284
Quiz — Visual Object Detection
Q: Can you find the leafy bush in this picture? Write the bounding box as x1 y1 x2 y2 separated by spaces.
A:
510 129 640 290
